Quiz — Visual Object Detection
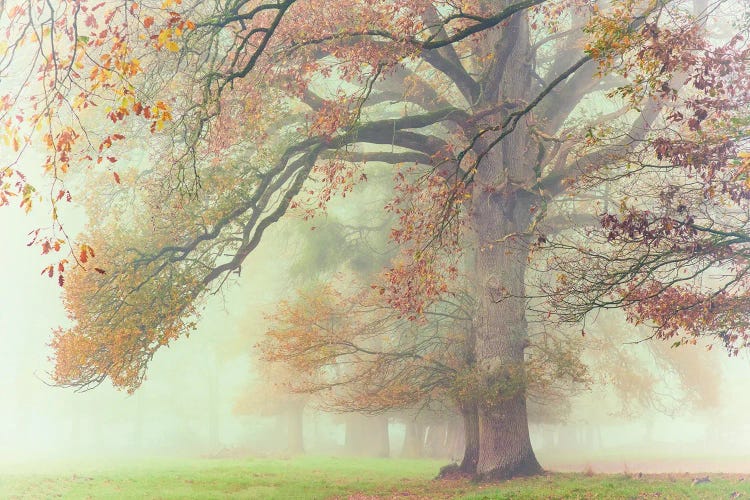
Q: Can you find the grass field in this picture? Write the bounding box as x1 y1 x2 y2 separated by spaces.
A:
1 456 749 499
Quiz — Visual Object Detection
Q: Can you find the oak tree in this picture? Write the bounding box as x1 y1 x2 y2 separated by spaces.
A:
3 0 748 479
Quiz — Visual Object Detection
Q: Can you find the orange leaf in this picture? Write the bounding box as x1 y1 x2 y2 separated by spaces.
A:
144 16 154 28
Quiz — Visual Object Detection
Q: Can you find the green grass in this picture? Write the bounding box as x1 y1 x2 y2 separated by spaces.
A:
1 456 748 499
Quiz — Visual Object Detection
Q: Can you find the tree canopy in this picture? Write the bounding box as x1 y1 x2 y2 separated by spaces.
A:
2 0 749 479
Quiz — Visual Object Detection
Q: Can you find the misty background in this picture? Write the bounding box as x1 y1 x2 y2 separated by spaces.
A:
3 180 750 474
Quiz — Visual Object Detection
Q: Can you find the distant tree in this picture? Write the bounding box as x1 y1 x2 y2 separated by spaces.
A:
3 0 748 479
578 311 722 418
260 275 587 472
234 351 310 455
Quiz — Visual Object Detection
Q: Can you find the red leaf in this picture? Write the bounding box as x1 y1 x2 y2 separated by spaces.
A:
113 172 121 184
94 267 106 274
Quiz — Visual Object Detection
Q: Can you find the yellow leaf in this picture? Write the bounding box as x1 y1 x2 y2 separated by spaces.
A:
157 29 170 46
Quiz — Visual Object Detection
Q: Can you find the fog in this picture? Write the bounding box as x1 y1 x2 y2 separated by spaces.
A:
0 9 745 478
4 199 750 475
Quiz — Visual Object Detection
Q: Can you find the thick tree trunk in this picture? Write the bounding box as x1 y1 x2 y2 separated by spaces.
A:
436 407 478 477
476 396 541 479
472 210 542 478
470 7 543 480
459 404 480 474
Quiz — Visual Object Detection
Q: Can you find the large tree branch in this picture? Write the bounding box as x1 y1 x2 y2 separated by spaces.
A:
459 55 592 176
419 50 480 105
420 0 548 50
538 93 667 198
203 147 323 285
131 107 459 293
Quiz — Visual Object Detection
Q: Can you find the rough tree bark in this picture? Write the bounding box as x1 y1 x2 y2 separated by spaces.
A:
472 202 542 479
459 403 480 474
471 8 543 479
